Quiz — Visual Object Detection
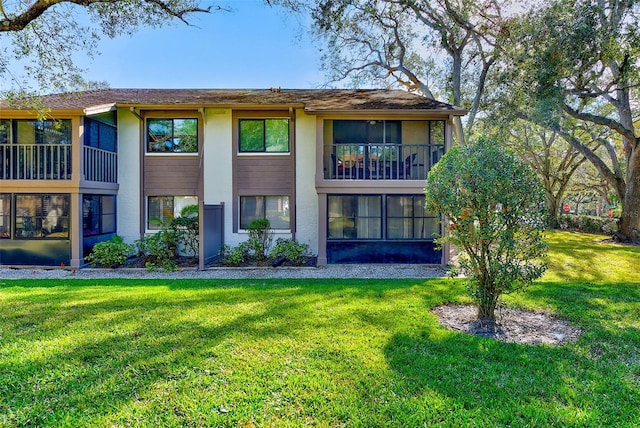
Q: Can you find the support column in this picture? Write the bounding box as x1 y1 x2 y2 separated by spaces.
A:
69 192 83 268
317 192 328 265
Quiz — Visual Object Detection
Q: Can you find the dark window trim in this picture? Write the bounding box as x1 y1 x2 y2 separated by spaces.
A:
238 118 290 153
146 118 199 154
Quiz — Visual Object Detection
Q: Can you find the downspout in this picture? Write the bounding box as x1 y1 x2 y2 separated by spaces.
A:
290 107 296 241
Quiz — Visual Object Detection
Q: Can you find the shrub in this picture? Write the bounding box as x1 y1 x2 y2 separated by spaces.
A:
169 204 199 258
425 137 548 322
269 238 311 266
85 235 133 268
557 214 617 235
219 242 250 266
246 218 273 261
135 231 178 272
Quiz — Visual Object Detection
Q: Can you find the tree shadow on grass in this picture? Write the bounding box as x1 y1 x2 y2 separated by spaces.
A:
382 326 640 426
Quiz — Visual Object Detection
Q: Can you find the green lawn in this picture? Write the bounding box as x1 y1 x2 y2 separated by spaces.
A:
1 231 639 427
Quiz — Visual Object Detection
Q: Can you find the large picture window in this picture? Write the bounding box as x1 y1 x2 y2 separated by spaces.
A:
147 118 198 153
240 196 290 229
83 195 116 236
239 119 289 153
328 195 382 239
147 195 198 230
328 194 439 241
15 194 70 239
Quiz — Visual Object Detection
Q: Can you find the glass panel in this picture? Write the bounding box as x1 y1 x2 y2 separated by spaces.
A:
430 120 445 145
356 196 381 239
387 196 412 217
0 120 9 144
173 119 198 153
43 120 71 144
148 196 173 229
148 119 173 152
388 218 412 239
15 121 37 144
333 120 367 144
265 119 289 152
417 217 440 239
240 120 265 152
174 196 198 217
85 120 99 148
16 194 69 239
99 123 117 152
240 196 263 229
265 196 290 229
83 195 100 235
102 196 117 233
0 194 10 238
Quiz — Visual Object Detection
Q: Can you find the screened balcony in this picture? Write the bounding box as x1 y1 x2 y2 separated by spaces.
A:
323 119 445 181
323 143 444 180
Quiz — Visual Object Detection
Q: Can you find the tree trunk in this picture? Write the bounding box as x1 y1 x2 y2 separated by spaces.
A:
616 147 640 243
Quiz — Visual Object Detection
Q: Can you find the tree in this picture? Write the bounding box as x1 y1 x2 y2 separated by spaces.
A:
289 0 513 144
500 0 640 243
425 138 547 322
0 0 219 98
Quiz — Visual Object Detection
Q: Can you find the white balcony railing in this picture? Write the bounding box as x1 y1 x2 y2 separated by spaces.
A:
0 144 71 180
83 146 117 183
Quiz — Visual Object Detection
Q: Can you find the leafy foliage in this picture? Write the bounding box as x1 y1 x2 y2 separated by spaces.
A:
84 235 133 268
246 218 274 261
269 238 312 266
425 138 548 320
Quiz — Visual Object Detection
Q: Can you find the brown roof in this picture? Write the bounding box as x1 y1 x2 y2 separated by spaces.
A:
1 88 467 114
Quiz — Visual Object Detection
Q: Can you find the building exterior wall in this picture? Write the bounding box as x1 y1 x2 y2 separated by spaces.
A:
294 109 319 254
116 109 142 244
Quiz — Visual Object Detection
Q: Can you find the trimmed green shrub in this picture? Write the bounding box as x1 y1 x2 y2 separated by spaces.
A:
219 242 250 266
246 218 273 261
85 235 133 268
557 214 618 235
269 238 311 266
135 231 178 272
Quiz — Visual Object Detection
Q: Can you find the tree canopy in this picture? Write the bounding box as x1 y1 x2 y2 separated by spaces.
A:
0 0 214 97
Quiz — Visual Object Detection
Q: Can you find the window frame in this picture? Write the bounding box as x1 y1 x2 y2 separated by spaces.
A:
327 195 383 240
239 195 291 230
386 195 440 240
238 118 290 154
146 118 199 155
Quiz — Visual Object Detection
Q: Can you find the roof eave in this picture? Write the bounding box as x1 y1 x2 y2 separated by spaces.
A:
304 108 468 117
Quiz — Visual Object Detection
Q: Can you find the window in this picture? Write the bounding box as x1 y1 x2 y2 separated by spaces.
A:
0 194 10 238
147 118 198 153
240 196 290 229
387 195 439 240
85 118 117 152
328 195 382 239
15 194 70 239
147 195 197 229
14 120 71 145
239 119 289 153
83 195 116 236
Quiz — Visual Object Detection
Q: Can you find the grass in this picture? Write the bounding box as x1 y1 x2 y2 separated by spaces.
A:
1 230 639 427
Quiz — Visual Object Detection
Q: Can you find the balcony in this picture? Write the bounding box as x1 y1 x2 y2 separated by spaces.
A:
323 143 444 181
1 144 71 180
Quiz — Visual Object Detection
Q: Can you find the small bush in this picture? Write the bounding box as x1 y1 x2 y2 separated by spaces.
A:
85 235 133 268
557 214 617 235
269 238 311 266
246 219 273 261
169 205 199 258
135 231 178 272
219 242 250 266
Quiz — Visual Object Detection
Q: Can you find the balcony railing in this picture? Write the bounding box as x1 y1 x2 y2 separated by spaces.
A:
323 143 445 180
1 144 71 180
84 146 117 183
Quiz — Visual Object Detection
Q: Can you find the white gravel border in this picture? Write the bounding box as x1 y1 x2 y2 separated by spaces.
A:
0 265 447 280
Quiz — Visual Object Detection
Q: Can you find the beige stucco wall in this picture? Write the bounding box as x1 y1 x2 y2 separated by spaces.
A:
295 109 319 254
116 109 142 245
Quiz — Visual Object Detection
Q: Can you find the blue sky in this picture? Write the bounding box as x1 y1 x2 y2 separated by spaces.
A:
79 1 326 89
